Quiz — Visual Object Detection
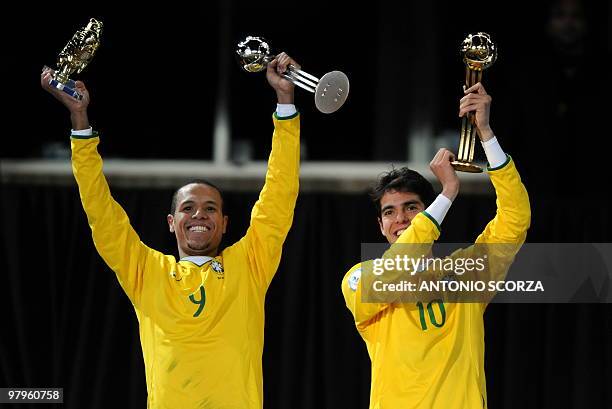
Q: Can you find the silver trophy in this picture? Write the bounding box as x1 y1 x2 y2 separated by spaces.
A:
236 36 349 114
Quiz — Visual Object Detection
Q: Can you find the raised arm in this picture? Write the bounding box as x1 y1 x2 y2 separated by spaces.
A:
475 157 531 244
458 82 531 244
454 83 532 308
239 53 300 291
41 68 151 306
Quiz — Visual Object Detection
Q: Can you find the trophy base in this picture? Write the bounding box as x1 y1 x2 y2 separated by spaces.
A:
451 161 483 173
49 77 83 100
314 71 350 114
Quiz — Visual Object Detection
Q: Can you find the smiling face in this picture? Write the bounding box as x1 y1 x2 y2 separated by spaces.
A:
377 190 425 244
167 183 228 258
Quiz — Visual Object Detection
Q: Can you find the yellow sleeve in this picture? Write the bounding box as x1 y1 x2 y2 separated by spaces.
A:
71 134 153 306
341 212 440 329
476 156 531 244
468 156 531 311
240 113 300 290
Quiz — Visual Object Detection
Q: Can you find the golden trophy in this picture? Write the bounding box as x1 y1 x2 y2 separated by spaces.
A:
451 32 497 173
44 18 103 100
236 36 350 114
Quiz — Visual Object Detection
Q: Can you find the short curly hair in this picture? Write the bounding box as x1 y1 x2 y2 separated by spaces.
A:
370 167 435 216
170 179 224 215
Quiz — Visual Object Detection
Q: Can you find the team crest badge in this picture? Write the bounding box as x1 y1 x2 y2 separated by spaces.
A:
211 260 224 274
348 268 362 291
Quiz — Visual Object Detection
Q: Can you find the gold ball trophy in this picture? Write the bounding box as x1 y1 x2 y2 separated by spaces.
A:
451 32 497 173
236 36 350 114
44 18 103 100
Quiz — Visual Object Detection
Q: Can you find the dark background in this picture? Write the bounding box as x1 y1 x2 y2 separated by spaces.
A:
3 0 609 163
2 0 612 408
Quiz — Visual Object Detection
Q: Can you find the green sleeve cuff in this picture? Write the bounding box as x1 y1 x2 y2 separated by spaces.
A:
421 211 441 233
273 111 300 120
70 130 99 140
487 154 512 171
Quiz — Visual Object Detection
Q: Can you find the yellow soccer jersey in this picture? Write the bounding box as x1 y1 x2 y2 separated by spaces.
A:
71 113 300 408
342 157 530 409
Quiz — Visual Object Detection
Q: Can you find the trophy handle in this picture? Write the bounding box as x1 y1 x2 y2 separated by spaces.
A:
282 65 319 92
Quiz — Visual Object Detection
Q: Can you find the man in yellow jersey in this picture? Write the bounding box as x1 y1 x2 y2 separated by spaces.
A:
342 83 531 408
41 53 300 408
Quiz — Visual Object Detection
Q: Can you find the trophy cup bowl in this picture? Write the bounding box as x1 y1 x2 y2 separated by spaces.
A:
46 18 103 100
461 32 497 70
236 36 350 114
236 36 273 73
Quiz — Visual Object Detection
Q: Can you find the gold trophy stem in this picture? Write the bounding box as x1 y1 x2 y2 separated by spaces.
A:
452 66 484 173
468 70 482 162
458 115 467 160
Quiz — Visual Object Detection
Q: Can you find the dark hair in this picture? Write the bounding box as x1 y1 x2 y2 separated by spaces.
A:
170 179 224 215
370 167 436 215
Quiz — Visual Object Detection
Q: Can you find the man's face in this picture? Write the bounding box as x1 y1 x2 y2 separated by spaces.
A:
378 190 425 244
167 183 228 258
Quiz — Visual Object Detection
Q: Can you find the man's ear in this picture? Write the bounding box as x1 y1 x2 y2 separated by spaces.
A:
378 217 385 237
167 214 175 233
222 215 228 234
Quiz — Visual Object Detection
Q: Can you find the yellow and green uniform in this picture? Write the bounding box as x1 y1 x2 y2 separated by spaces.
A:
71 113 300 408
342 157 530 409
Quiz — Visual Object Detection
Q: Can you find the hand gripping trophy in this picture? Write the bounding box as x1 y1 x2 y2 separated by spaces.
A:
236 36 350 114
451 32 497 173
44 18 103 100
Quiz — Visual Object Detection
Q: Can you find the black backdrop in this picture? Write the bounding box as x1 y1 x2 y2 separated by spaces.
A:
4 0 610 162
2 0 612 407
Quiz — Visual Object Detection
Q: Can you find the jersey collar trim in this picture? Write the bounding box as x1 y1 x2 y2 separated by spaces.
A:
180 256 213 267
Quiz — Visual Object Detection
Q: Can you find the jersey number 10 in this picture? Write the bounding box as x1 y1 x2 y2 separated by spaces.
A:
416 300 446 330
